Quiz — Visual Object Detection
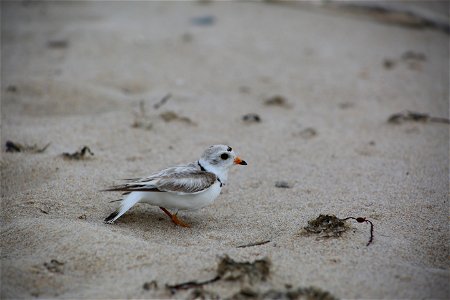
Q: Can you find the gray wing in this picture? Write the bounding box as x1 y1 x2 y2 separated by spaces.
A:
154 170 217 193
104 164 217 194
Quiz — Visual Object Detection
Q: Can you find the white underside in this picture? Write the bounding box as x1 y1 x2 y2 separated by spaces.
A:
139 180 222 210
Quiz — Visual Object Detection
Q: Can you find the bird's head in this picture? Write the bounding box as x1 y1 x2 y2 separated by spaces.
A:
199 145 247 174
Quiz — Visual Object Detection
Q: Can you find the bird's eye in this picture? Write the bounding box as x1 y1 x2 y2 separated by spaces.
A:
227 146 232 152
221 153 229 160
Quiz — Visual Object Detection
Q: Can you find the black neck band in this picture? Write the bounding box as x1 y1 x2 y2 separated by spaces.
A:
198 161 207 172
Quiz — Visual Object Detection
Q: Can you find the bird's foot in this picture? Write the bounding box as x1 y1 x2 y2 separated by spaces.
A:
171 214 191 228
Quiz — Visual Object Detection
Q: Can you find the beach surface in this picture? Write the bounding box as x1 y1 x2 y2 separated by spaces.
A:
1 1 449 299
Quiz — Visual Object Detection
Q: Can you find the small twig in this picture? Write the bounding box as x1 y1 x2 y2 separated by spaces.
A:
37 143 51 153
153 93 172 109
109 199 123 203
237 240 271 248
166 275 221 294
342 217 374 246
39 208 49 214
388 111 450 124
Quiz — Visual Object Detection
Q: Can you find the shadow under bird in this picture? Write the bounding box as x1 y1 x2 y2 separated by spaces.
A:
103 145 247 227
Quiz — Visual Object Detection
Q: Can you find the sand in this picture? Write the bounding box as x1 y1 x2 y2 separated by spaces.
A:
1 1 449 299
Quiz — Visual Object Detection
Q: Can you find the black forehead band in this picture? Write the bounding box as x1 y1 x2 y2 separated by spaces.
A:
227 146 232 152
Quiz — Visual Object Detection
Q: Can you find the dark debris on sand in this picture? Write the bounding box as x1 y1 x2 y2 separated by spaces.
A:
264 95 290 108
387 111 450 124
6 85 18 93
302 214 375 246
188 288 220 300
62 146 94 160
43 259 65 274
275 181 292 189
191 15 215 26
383 51 427 71
302 215 349 238
165 255 337 299
160 111 196 125
47 40 69 49
143 280 158 291
217 255 271 284
5 140 50 153
228 286 338 300
166 256 270 294
242 113 261 123
295 128 318 139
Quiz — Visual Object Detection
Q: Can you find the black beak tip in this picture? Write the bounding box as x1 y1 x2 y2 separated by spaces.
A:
240 160 247 165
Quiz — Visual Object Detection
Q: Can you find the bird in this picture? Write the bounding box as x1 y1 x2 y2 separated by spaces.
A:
103 145 247 227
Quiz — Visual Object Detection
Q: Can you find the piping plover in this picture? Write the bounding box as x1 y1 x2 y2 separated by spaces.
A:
104 145 247 227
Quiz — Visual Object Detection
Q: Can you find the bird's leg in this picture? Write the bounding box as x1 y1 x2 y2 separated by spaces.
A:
159 206 173 219
159 207 190 228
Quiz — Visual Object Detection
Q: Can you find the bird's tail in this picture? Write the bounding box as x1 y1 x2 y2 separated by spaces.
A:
104 192 141 223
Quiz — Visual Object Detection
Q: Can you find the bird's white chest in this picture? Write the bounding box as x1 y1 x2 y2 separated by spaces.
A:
189 180 222 209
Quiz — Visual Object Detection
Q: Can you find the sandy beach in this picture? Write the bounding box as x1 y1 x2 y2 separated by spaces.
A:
1 1 449 299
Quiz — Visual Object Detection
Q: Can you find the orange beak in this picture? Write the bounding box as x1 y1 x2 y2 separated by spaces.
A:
234 156 247 165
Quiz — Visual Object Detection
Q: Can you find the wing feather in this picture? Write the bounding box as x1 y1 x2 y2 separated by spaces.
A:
156 171 217 193
104 165 217 194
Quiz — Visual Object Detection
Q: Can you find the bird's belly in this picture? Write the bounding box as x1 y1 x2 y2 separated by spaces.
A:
139 181 222 210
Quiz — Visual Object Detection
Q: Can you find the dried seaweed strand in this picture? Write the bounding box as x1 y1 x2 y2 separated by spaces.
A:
342 217 374 246
166 275 221 293
237 240 271 248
